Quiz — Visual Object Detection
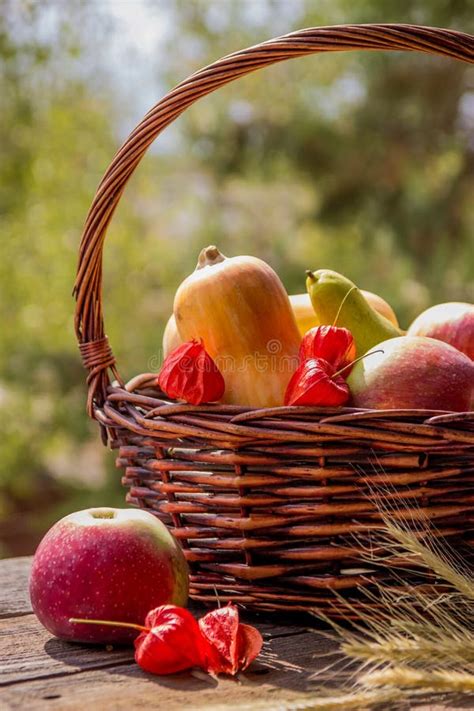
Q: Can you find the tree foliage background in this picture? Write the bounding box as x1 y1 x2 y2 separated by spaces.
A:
1 0 473 556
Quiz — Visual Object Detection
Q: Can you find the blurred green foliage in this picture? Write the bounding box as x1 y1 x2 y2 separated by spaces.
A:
0 0 473 556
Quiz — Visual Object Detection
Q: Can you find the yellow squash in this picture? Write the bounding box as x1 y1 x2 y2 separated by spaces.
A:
289 293 319 336
174 246 301 407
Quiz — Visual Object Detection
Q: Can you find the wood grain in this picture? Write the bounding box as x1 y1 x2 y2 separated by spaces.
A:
0 558 32 618
0 556 465 710
0 614 135 685
0 603 310 687
1 630 337 710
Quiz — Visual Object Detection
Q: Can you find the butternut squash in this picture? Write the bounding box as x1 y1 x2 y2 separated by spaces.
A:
174 246 301 407
162 314 182 358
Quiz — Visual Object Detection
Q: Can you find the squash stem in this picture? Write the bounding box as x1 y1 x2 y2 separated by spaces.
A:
197 245 226 269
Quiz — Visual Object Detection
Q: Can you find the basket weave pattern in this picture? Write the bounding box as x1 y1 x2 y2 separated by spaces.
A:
74 24 474 612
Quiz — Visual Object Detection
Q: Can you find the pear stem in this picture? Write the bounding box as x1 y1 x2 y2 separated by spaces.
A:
332 286 358 328
69 618 149 633
332 349 384 380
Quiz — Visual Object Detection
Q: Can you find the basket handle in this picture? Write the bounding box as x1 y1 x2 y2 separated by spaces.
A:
74 23 474 416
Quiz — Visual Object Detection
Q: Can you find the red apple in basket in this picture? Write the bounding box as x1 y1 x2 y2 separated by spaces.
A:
29 508 189 644
347 336 474 411
407 302 474 361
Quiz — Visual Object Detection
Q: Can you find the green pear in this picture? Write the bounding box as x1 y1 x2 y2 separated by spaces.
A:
306 269 402 356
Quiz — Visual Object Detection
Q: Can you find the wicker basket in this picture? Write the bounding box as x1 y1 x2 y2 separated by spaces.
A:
74 24 474 614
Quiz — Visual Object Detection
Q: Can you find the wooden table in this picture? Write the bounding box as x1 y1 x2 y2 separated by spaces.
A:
0 557 337 710
0 557 462 710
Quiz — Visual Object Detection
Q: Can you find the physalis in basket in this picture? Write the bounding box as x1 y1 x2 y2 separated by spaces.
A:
157 338 225 405
158 326 359 408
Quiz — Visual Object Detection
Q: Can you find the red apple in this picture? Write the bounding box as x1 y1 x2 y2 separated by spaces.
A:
347 336 474 411
407 302 474 361
29 508 189 644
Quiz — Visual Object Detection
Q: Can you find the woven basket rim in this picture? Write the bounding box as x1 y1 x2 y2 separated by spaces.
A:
97 377 474 448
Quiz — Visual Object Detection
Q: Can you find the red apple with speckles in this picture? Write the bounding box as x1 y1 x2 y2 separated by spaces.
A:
347 336 474 411
407 302 474 361
29 508 189 644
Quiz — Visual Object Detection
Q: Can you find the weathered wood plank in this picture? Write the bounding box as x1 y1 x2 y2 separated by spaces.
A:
0 614 135 685
0 633 463 711
0 558 32 618
0 611 311 686
0 630 337 710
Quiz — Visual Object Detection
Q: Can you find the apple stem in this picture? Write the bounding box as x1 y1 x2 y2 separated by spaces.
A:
332 348 384 380
69 617 149 633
